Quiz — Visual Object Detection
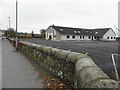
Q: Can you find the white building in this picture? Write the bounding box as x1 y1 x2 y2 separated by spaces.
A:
46 25 117 41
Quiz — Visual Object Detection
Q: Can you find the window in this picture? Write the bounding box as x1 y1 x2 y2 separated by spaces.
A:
67 36 70 38
83 36 84 39
114 37 116 39
95 32 98 34
88 36 91 39
94 37 96 39
60 29 63 31
111 37 113 39
74 31 77 33
80 36 82 39
72 36 75 39
78 31 81 33
107 37 109 39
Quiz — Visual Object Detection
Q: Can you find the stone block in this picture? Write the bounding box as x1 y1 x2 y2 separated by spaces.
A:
78 66 109 88
85 78 120 88
76 54 91 61
75 58 97 77
35 45 43 50
39 46 52 54
66 52 80 63
50 48 61 57
56 50 70 60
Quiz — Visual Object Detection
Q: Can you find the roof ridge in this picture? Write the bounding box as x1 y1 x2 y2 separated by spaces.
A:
51 25 84 30
51 25 111 30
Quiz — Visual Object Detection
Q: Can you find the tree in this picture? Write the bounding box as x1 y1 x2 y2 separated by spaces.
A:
4 30 8 37
40 29 46 33
7 28 15 37
31 30 34 38
13 31 16 37
40 29 46 39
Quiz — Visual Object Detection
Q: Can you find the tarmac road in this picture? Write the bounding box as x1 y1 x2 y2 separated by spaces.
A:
20 38 120 80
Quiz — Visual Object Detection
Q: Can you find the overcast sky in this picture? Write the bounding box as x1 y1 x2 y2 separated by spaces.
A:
0 0 119 33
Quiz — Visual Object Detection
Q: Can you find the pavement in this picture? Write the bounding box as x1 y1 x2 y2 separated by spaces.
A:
20 38 120 80
2 39 45 88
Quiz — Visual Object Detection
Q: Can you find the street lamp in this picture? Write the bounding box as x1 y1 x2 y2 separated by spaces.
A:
16 0 18 51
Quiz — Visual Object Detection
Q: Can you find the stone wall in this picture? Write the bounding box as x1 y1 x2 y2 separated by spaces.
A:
9 39 119 88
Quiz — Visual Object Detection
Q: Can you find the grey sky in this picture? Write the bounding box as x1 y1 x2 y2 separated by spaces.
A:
0 0 119 33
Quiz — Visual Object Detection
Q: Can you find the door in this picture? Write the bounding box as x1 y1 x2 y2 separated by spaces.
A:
49 35 52 40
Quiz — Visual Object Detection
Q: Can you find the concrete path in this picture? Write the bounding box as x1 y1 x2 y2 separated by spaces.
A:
2 39 45 88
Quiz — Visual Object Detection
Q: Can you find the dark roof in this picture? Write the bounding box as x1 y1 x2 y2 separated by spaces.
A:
49 25 111 37
86 28 110 37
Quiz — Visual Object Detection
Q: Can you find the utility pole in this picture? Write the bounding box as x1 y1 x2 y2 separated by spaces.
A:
16 0 18 51
8 17 10 28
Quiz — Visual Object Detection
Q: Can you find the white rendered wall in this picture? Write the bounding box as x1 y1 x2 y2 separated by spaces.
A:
102 29 116 41
46 27 56 40
61 35 94 40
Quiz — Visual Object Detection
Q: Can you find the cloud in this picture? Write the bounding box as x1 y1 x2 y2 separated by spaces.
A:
0 0 119 33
